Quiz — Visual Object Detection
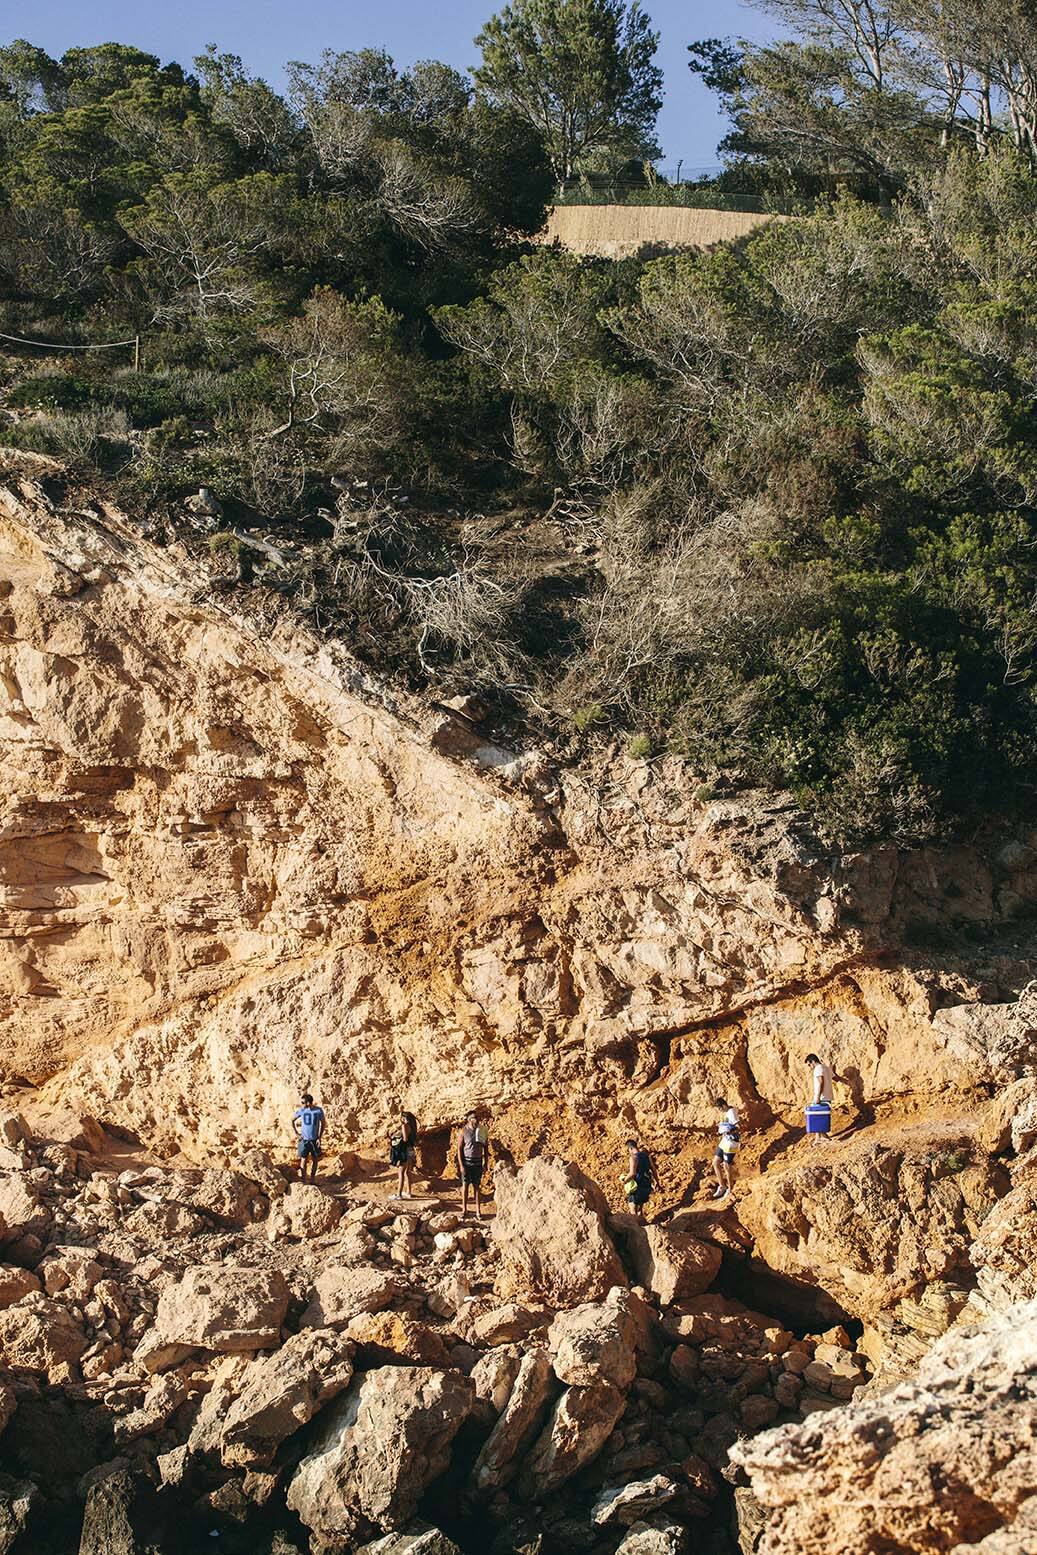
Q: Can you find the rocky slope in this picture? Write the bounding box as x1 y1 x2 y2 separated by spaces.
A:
0 471 1035 1552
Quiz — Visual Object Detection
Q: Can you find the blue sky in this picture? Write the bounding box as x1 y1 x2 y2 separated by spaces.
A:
2 0 778 167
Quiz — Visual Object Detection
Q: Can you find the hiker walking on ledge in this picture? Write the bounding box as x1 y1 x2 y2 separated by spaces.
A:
623 1137 659 1221
712 1098 740 1201
805 1053 839 1144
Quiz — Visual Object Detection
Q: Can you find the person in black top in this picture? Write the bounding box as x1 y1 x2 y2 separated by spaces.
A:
391 1108 418 1199
624 1137 659 1221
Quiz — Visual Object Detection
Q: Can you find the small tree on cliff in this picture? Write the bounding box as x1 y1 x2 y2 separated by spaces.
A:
474 0 662 182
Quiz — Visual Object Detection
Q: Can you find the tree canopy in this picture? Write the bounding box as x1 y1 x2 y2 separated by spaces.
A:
475 0 663 180
690 0 1037 203
2 13 1037 849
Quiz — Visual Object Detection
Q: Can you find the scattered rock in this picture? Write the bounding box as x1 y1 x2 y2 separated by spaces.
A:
592 1475 679 1526
356 1525 463 1555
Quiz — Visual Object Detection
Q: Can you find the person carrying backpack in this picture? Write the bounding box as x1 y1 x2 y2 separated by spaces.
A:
390 1108 418 1199
623 1137 659 1220
457 1111 489 1220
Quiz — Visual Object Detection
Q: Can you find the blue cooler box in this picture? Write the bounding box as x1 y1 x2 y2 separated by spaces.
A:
806 1103 831 1135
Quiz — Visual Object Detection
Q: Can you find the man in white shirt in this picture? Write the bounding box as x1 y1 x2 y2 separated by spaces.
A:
805 1054 837 1143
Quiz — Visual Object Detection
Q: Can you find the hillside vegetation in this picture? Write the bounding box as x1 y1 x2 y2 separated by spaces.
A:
2 11 1037 846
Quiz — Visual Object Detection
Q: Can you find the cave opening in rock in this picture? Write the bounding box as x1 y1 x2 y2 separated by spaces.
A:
713 1248 862 1342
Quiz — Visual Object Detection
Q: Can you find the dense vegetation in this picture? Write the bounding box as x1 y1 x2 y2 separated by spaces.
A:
2 3 1037 847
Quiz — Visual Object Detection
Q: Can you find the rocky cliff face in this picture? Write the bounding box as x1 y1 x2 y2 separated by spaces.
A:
2 474 1034 1160
0 474 1035 1555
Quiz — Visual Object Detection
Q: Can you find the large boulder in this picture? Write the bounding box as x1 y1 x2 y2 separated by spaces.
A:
615 1517 687 1555
159 1169 264 1226
152 1266 289 1353
0 1475 37 1555
0 1175 48 1242
613 1218 722 1304
979 1078 1037 1158
730 1299 1037 1555
219 1328 355 1467
547 1289 650 1389
299 1267 399 1329
735 1126 1003 1317
344 1312 452 1368
234 1148 288 1199
0 1295 86 1374
41 1247 102 1302
471 1347 556 1494
270 1182 342 1239
188 1356 253 1454
492 1157 627 1306
0 1266 39 1308
78 1469 168 1555
287 1365 475 1536
516 1380 625 1499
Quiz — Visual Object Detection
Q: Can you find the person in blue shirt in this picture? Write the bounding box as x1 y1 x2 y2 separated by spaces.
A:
293 1092 326 1183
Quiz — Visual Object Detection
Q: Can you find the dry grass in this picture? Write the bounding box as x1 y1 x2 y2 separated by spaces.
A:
541 203 782 259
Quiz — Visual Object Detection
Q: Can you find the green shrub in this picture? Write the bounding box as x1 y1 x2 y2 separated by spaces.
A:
151 415 193 449
573 703 606 733
627 732 653 759
8 373 96 410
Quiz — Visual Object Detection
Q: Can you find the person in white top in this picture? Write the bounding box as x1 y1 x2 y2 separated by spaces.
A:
712 1097 741 1199
805 1053 839 1143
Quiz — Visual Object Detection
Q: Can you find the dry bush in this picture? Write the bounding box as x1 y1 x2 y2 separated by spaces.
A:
551 495 810 717
238 411 308 514
35 406 132 465
378 546 526 681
